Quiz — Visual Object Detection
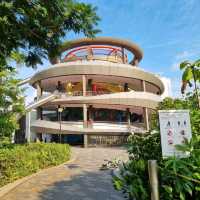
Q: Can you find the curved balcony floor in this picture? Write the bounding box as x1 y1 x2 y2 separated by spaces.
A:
29 61 164 94
31 120 146 135
49 91 161 109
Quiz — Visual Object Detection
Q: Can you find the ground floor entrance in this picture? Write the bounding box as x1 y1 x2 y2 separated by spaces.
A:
41 132 128 147
47 134 84 146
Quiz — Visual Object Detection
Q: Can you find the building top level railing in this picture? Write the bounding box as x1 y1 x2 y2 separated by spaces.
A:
49 37 143 66
62 45 128 64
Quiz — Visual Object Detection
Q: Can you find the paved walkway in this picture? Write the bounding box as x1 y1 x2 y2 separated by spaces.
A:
1 147 128 200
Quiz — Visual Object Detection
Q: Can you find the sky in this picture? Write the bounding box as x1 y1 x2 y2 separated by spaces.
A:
18 0 200 103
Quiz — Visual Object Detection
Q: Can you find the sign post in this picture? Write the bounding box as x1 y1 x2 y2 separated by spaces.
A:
148 110 192 199
148 160 159 200
158 110 192 158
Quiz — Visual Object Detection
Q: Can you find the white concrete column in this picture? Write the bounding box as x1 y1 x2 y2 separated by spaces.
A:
143 107 150 131
25 111 37 142
82 76 89 147
35 82 43 141
25 112 31 142
36 108 42 142
36 81 42 100
83 104 88 148
141 80 149 131
83 104 87 128
88 105 93 128
84 134 88 148
141 80 146 92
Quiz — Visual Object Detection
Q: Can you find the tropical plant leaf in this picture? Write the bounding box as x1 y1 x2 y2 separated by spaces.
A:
180 60 191 70
163 185 173 193
182 67 193 81
194 59 200 67
180 192 185 200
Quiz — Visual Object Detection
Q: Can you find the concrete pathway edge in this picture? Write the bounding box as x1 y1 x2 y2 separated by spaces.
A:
0 156 76 198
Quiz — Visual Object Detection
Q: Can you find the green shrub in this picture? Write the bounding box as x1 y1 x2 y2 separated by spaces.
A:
160 137 200 200
113 159 149 200
0 143 70 187
151 93 200 136
113 134 200 200
113 134 160 200
113 93 200 200
127 132 162 161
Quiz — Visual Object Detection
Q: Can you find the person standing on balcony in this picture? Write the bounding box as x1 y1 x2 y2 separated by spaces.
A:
124 83 129 92
92 82 97 95
56 81 62 92
65 81 73 96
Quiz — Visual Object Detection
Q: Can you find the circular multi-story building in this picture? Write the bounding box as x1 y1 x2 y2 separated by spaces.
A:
23 37 164 147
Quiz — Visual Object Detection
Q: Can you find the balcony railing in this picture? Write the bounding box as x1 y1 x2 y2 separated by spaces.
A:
60 90 112 97
62 45 128 64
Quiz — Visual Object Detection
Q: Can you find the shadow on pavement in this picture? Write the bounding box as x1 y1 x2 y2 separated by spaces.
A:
38 169 124 200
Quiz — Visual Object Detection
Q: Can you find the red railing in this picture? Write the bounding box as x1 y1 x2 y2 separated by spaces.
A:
62 45 128 64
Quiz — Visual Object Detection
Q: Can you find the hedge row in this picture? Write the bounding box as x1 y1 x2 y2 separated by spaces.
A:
0 143 70 187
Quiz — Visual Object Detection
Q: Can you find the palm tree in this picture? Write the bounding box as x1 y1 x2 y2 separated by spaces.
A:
180 59 200 108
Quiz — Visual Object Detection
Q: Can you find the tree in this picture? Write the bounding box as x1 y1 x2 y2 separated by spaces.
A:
0 0 100 70
0 0 100 139
0 70 24 139
180 59 200 108
151 93 200 136
113 93 200 200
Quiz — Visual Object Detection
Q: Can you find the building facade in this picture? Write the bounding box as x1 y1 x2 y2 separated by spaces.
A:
23 37 165 147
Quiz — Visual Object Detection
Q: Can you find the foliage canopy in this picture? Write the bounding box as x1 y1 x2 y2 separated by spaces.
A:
0 0 100 138
180 59 200 99
0 0 100 69
113 93 200 200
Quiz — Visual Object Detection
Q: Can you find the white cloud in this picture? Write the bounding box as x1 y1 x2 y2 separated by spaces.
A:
160 76 172 98
171 77 182 98
171 62 180 71
170 50 199 72
176 51 194 60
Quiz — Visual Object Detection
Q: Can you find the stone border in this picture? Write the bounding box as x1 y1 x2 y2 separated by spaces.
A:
0 155 76 198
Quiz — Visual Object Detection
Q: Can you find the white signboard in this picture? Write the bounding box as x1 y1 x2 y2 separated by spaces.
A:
158 110 192 158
